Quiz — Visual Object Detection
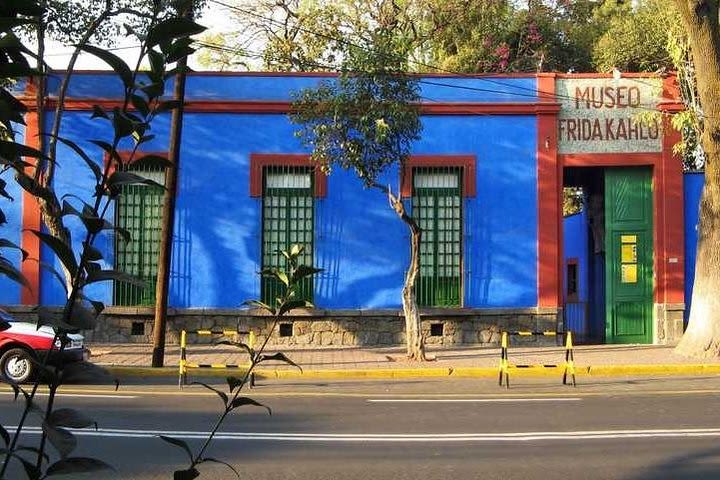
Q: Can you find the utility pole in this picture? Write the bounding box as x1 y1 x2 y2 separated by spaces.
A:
151 4 190 367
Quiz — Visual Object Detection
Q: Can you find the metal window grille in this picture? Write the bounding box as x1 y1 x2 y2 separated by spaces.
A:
412 167 463 307
261 166 314 304
114 163 165 306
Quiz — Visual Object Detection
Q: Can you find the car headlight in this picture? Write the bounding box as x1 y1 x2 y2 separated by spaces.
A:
54 339 62 349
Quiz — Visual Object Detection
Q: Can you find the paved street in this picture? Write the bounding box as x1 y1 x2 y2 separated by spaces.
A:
2 376 720 479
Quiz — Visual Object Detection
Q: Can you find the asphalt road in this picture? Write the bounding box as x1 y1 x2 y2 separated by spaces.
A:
2 375 720 479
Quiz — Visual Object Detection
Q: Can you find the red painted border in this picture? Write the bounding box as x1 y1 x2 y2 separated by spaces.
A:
20 110 41 305
661 114 684 305
558 145 684 306
42 99 560 116
561 153 661 167
399 155 476 198
249 154 327 198
537 74 560 308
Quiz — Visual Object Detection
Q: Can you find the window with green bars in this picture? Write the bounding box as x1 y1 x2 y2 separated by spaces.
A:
114 163 165 306
261 166 314 305
412 167 463 307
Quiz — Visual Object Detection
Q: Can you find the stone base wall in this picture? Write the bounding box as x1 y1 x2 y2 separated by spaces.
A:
654 303 686 345
1 306 561 347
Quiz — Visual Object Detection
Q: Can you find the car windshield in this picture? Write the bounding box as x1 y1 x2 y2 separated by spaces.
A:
0 310 15 324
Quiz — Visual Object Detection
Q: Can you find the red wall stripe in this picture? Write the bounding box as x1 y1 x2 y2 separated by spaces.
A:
20 110 42 305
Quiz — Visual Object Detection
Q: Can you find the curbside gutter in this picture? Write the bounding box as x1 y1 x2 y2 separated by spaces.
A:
104 364 720 380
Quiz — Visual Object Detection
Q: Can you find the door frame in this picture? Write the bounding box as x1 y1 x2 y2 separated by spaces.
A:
604 167 654 344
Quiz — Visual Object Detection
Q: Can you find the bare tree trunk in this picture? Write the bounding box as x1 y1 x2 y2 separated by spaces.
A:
673 0 720 357
388 189 426 361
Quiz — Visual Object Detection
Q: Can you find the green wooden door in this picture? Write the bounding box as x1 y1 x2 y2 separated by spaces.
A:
604 167 653 344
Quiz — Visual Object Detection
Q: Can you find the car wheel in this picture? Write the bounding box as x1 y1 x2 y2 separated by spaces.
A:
0 348 34 383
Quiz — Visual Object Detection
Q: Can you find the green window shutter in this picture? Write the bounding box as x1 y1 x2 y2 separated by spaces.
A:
114 163 165 306
412 167 463 307
261 166 314 304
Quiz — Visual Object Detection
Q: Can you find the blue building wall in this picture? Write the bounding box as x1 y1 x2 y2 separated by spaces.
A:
562 211 589 303
0 124 26 304
3 73 540 310
684 172 704 325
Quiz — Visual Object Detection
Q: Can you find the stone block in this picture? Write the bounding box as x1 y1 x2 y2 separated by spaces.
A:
294 321 311 335
342 331 357 346
320 331 334 346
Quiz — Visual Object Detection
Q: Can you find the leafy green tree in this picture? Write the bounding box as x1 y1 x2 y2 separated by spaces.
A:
291 27 428 360
592 0 676 72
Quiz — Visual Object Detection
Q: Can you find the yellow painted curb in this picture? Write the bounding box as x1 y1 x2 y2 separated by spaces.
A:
104 364 720 380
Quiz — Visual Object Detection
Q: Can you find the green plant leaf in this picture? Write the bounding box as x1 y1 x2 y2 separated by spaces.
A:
289 244 304 257
66 301 97 330
279 299 313 316
15 171 56 204
242 299 274 314
29 231 77 279
159 435 194 462
0 424 8 447
47 408 97 429
147 18 206 48
257 352 302 372
83 242 103 261
90 104 109 120
229 397 271 415
78 44 133 89
191 381 228 405
42 422 77 459
259 268 289 287
45 457 114 476
106 171 165 190
130 94 150 116
37 306 79 333
53 136 102 181
173 467 200 480
85 269 146 288
0 239 28 260
0 256 30 289
216 340 253 359
226 375 244 392
16 455 41 480
292 265 323 283
199 457 240 478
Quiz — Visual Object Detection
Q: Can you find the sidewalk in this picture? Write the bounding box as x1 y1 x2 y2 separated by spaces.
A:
89 342 720 378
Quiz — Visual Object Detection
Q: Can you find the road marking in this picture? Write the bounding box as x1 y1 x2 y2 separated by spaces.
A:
367 398 582 403
10 426 720 442
0 392 137 399
2 387 720 400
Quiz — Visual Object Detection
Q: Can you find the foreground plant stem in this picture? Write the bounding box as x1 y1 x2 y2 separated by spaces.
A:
190 318 280 467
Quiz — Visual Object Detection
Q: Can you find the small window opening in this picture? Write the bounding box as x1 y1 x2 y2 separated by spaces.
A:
430 323 444 337
567 261 579 302
279 323 293 337
131 321 145 336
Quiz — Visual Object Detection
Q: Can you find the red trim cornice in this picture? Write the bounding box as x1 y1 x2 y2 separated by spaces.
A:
249 154 327 198
560 152 661 167
39 98 560 116
400 155 476 198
